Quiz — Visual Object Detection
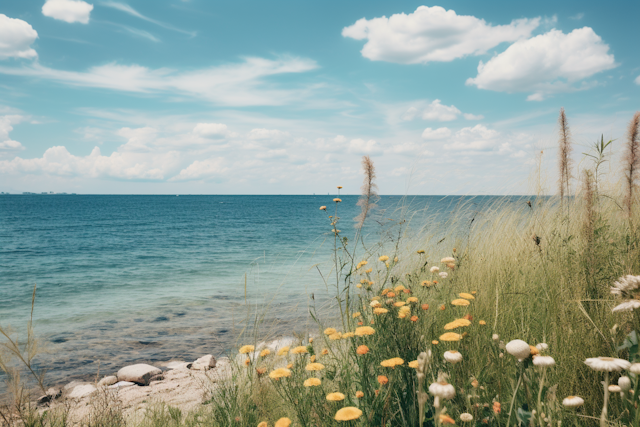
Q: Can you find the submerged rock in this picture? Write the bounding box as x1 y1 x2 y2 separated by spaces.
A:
191 355 216 371
117 364 162 386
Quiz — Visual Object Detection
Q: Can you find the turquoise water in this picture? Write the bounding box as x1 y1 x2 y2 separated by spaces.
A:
0 194 512 385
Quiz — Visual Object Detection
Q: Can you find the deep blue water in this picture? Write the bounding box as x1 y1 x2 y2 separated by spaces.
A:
0 194 514 385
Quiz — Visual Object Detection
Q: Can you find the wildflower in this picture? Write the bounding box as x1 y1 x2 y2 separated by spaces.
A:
337 186 342 189
394 285 405 292
260 349 271 358
355 326 375 336
356 345 369 355
479 320 486 325
329 332 342 340
290 346 309 355
417 250 425 254
305 363 324 371
533 356 555 367
506 340 530 361
387 292 396 298
373 308 388 315
394 301 406 307
432 340 439 345
421 280 432 287
269 368 291 379
441 257 455 263
451 299 470 307
536 343 548 352
439 414 455 424
492 334 499 341
310 355 316 362
612 300 640 312
256 367 267 375
304 377 321 387
321 348 329 355
244 358 250 366
411 315 418 322
352 312 361 318
471 379 479 388
440 332 462 342
333 198 342 203
380 357 404 368
460 413 473 422
394 256 398 263
446 263 455 269
407 297 418 303
429 381 455 399
357 321 363 325
562 396 585 407
365 268 372 273
277 346 290 356
239 345 255 354
430 266 440 273
409 360 419 368
319 206 327 210
258 422 267 427
379 255 389 262
377 375 389 385
398 306 411 318
459 293 475 300
275 418 291 427
439 272 448 279
584 357 631 372
631 363 640 374
608 385 622 393
370 300 381 308
355 391 364 398
619 376 631 391
439 304 446 311
335 407 362 421
421 304 429 310
374 389 379 396
444 318 471 330
326 392 345 401
324 328 337 335
444 350 463 364
492 401 501 414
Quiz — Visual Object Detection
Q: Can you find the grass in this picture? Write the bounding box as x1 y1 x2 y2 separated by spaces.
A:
1 111 640 426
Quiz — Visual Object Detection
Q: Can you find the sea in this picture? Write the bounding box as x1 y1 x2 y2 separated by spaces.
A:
0 194 517 387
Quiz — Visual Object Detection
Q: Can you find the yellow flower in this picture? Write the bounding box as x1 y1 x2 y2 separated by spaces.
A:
286 363 293 369
239 345 255 354
379 255 389 262
326 392 345 401
305 363 325 371
356 345 369 355
290 346 309 354
394 301 406 307
352 312 361 318
421 280 433 287
309 337 314 343
258 422 268 427
244 358 251 366
342 332 355 339
439 414 455 425
444 318 472 330
356 284 362 288
355 326 375 336
356 260 368 269
432 340 439 345
365 268 372 273
310 355 316 362
333 198 342 203
459 292 475 300
324 328 337 335
269 368 291 379
479 320 487 325
321 348 329 355
451 299 470 307
439 332 462 342
334 407 362 421
275 418 292 427
319 206 327 210
407 297 418 303
277 346 290 356
304 377 321 387
398 306 411 318
394 285 406 292
259 349 271 358
417 250 425 254
380 357 404 368
373 308 388 315
329 332 342 340
408 360 419 368
355 391 364 398
377 375 389 385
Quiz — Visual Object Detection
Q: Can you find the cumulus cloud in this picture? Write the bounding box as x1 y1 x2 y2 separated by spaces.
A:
42 0 93 24
0 115 25 154
0 15 38 60
444 125 499 151
342 5 539 64
348 138 381 154
400 100 482 123
463 113 484 120
635 75 640 85
247 128 289 140
193 123 230 138
0 57 318 106
170 158 227 181
421 127 452 140
466 27 616 100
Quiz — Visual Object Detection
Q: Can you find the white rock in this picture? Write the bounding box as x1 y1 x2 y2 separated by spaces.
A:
68 384 96 399
191 355 216 371
63 380 84 391
97 375 117 387
117 364 162 386
107 381 136 389
166 361 191 370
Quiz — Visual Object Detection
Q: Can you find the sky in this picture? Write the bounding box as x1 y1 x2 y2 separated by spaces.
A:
0 0 638 195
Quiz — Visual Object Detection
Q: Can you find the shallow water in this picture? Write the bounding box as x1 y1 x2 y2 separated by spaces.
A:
0 194 519 386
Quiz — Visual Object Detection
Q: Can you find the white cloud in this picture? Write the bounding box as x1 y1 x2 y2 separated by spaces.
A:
247 128 289 140
170 158 227 181
421 127 452 140
466 27 616 99
0 115 25 154
102 2 195 36
0 15 38 60
116 127 158 152
348 138 381 154
390 142 434 157
0 57 318 106
444 125 500 151
42 0 93 24
463 113 484 120
569 13 585 20
193 123 230 138
342 5 539 64
421 100 461 121
635 75 640 85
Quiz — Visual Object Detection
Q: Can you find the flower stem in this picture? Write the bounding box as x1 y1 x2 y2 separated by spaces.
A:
507 365 523 427
601 371 609 427
537 367 546 427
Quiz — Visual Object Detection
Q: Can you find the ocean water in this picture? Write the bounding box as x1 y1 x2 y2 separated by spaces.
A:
0 194 515 386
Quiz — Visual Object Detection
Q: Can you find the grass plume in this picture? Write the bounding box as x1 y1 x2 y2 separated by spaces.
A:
558 107 573 203
624 111 640 217
354 155 379 229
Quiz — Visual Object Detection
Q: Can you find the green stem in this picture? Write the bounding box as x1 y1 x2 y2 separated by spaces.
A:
506 365 523 427
537 367 546 427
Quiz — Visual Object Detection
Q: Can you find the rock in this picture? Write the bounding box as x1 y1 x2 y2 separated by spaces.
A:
68 384 97 399
191 355 216 371
117 364 162 386
107 381 136 389
166 361 190 370
47 387 62 398
149 373 164 383
63 380 84 391
98 375 117 387
36 395 52 406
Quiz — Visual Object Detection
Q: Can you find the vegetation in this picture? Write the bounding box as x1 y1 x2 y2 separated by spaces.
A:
1 110 640 426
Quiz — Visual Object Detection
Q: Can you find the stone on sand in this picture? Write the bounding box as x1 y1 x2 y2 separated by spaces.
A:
68 384 97 399
97 375 117 387
117 364 162 386
191 354 216 371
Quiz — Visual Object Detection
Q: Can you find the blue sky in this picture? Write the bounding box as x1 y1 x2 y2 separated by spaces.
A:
0 0 638 194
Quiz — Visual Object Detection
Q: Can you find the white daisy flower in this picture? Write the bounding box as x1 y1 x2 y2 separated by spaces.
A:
562 396 584 407
429 379 455 399
535 343 549 352
608 385 622 393
630 363 640 374
506 339 530 361
443 350 463 364
438 272 448 279
430 266 440 273
533 356 555 367
618 376 631 391
460 413 473 422
584 357 631 372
